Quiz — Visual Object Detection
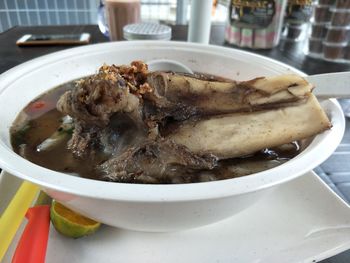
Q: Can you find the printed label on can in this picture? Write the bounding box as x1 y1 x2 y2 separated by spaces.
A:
230 0 276 29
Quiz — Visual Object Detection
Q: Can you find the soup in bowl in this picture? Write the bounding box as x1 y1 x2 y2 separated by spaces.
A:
0 41 345 231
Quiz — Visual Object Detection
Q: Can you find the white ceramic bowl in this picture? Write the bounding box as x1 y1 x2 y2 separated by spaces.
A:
0 41 345 232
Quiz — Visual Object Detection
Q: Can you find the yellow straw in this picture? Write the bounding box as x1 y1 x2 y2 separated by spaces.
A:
0 181 39 261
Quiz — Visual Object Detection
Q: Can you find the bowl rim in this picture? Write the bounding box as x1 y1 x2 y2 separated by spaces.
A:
0 41 345 202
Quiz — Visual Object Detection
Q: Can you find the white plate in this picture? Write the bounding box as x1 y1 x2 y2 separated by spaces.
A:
2 170 350 263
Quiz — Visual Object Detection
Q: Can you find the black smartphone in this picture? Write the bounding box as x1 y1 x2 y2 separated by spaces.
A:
16 33 91 46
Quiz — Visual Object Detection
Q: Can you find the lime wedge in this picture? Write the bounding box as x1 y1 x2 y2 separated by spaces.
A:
50 200 101 238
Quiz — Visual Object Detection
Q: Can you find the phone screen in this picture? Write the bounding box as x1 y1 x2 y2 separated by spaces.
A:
27 34 83 41
16 33 90 46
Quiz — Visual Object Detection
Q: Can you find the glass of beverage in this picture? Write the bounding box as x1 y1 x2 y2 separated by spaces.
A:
98 0 141 41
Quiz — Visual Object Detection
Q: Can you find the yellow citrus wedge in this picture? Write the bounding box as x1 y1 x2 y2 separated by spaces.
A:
50 200 101 239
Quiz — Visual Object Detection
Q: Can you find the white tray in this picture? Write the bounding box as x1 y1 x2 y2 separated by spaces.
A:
2 170 350 263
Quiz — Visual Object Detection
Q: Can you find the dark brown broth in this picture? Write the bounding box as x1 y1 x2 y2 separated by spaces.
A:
10 77 301 183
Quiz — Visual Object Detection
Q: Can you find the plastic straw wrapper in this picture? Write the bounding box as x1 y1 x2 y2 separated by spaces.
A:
0 181 39 261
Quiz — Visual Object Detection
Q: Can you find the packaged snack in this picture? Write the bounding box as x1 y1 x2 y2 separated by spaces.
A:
314 5 332 23
309 38 324 53
335 0 350 9
323 41 347 59
325 25 350 42
225 24 241 44
310 22 329 38
344 45 350 59
241 28 254 47
330 8 350 26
